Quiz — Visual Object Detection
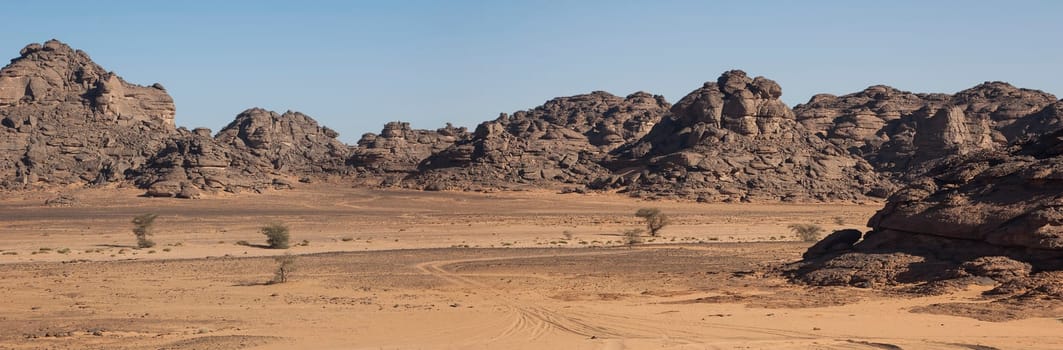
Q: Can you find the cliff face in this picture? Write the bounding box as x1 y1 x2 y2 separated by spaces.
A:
0 40 176 189
790 129 1063 301
0 41 353 197
793 82 1061 180
4 39 1063 210
409 91 671 191
599 70 892 202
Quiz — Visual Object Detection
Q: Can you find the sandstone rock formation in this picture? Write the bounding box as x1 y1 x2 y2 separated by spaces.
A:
215 108 350 174
349 122 469 185
793 83 1061 180
790 129 1063 300
0 40 176 189
0 40 354 196
5 39 1063 209
599 70 893 202
411 91 670 190
135 108 352 197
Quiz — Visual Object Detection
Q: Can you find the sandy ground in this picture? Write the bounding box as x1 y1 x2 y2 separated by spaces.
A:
0 186 1060 349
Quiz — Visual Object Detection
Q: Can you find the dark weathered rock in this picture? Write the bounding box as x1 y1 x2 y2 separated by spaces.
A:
790 130 1063 299
793 82 1060 180
43 193 80 207
0 40 176 189
136 108 352 196
411 91 670 190
349 122 469 185
136 127 262 195
602 70 893 202
802 229 863 259
215 108 350 175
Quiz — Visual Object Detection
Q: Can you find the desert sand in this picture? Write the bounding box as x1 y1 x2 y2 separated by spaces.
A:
1 186 1059 349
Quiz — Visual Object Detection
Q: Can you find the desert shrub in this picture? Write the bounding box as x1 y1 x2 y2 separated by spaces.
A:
132 213 158 248
623 228 644 246
269 254 295 284
635 208 669 236
789 223 825 242
260 223 290 249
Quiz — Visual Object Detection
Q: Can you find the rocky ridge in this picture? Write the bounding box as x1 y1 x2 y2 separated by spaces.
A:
597 70 892 202
348 121 470 186
790 129 1063 308
0 40 353 196
410 91 670 191
793 83 1061 180
3 40 1063 209
0 40 175 189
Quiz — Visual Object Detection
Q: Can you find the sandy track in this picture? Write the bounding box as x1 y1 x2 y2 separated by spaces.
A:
1 187 1061 349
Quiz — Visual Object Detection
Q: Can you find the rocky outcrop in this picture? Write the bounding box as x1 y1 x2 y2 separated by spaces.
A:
349 122 469 185
215 108 350 174
793 83 1061 179
5 39 1063 208
0 40 176 189
789 129 1063 299
135 108 351 196
411 91 670 190
599 70 893 202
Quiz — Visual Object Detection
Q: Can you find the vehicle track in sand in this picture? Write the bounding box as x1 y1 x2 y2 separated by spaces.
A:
413 249 833 346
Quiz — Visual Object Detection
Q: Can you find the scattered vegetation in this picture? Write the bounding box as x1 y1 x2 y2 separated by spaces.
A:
57 248 70 254
341 237 354 242
260 222 290 249
269 254 296 284
623 228 644 246
635 208 669 236
789 223 825 242
132 213 158 248
833 216 846 225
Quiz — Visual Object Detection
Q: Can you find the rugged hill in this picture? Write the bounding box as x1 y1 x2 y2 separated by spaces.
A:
598 70 893 202
0 40 352 197
0 40 175 189
4 40 1063 206
409 91 670 191
790 129 1063 305
794 83 1062 180
348 121 470 186
134 108 352 197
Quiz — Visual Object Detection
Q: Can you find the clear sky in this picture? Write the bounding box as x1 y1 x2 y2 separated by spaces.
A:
2 1 1060 142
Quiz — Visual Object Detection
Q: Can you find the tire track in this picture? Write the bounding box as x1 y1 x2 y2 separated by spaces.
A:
414 250 637 341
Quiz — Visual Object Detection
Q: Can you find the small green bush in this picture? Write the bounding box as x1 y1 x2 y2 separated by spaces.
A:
269 254 295 284
132 213 158 248
260 223 290 249
789 223 825 242
623 228 644 246
635 208 669 236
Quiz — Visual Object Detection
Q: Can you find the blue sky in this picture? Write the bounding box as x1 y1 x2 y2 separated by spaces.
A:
2 1 1060 142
